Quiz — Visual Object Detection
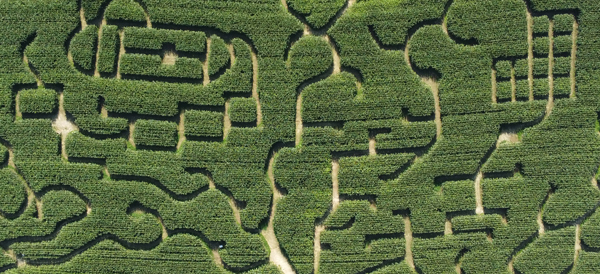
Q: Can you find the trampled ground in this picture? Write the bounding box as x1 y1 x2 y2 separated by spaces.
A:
0 0 600 273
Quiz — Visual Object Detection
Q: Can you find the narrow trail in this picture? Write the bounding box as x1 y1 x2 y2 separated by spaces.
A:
404 215 415 272
546 20 555 117
14 94 22 120
526 12 534 101
313 225 325 274
331 160 340 212
52 92 78 161
128 122 135 149
203 37 212 86
474 172 484 215
574 224 581 264
223 99 231 139
288 0 356 148
491 68 497 104
262 154 296 274
93 19 107 77
570 21 578 98
280 1 358 272
116 29 124 79
369 137 376 156
421 78 442 138
251 50 263 127
511 65 517 102
176 109 185 150
445 218 452 235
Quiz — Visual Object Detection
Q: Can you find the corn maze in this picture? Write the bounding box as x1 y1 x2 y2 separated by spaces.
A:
1 0 600 273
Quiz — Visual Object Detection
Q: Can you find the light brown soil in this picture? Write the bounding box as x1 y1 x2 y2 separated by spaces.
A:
203 37 211 86
325 35 341 75
511 67 516 102
369 137 376 156
331 160 340 212
162 51 177 66
251 49 263 127
176 109 185 150
14 93 22 119
52 93 78 160
223 99 231 139
491 68 497 103
94 19 107 78
295 95 302 146
526 12 534 101
496 132 519 146
128 122 136 149
571 21 578 98
537 205 545 235
547 20 555 118
116 29 125 79
403 215 415 271
229 199 242 225
474 172 484 215
574 224 581 263
313 225 325 273
421 77 442 138
444 219 452 235
79 6 88 29
263 155 296 274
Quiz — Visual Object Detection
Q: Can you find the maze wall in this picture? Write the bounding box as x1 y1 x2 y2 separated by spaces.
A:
0 0 600 273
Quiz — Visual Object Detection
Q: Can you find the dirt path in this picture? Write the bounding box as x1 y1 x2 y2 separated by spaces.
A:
203 37 212 86
313 225 325 273
116 29 124 79
223 99 231 139
251 48 263 127
491 68 497 103
403 215 415 271
570 21 578 98
128 122 136 149
176 110 185 150
546 20 555 117
52 92 78 160
445 218 452 235
526 11 534 101
474 172 484 215
369 137 376 156
331 160 340 212
574 224 581 267
262 155 296 274
94 19 107 78
295 95 302 146
421 77 442 138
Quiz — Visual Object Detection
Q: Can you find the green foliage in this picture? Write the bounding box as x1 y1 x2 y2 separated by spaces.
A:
554 56 571 75
287 0 347 29
554 35 573 54
0 169 26 216
534 37 550 55
18 88 56 114
105 0 146 22
514 227 575 273
1 0 599 273
553 14 575 33
495 60 512 78
69 25 98 71
208 36 230 77
133 119 178 147
229 97 256 123
98 25 119 74
123 28 207 53
533 15 550 34
185 110 223 138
